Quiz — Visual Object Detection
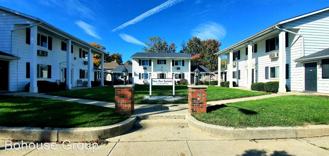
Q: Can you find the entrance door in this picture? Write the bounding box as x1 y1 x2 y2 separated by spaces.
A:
305 63 317 92
0 61 9 90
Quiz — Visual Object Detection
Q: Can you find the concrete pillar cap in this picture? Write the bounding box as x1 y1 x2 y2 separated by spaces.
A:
114 85 134 88
187 85 208 89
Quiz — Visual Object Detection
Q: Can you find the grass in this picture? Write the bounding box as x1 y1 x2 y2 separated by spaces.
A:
50 85 266 104
207 86 267 101
51 87 115 102
194 95 329 127
0 96 128 128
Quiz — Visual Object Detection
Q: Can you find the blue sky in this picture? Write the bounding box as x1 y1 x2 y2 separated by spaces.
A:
0 0 329 62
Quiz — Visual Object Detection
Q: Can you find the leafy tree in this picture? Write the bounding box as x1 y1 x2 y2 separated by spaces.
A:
90 42 106 51
105 53 123 64
181 37 221 71
144 36 176 53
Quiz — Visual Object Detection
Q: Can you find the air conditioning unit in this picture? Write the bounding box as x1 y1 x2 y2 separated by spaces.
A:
83 61 88 65
143 67 147 70
176 67 181 70
37 50 48 57
269 52 279 59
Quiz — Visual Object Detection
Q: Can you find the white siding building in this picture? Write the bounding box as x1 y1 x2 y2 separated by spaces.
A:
0 6 105 93
131 52 191 85
217 7 329 93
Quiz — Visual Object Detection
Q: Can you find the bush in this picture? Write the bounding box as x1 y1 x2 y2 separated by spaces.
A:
264 81 279 93
220 81 229 87
178 79 188 85
25 81 65 93
233 81 238 87
91 81 101 87
251 82 265 91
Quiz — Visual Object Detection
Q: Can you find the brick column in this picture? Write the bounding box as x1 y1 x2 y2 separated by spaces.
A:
188 85 208 113
114 85 134 115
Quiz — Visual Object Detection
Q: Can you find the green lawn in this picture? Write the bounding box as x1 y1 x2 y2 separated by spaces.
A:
50 86 266 104
0 96 128 128
51 87 115 102
194 95 329 127
207 86 267 101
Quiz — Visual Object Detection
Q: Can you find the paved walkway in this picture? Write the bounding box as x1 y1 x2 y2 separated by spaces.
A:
1 112 329 156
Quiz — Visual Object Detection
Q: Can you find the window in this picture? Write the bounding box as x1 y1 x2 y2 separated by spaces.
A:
173 60 185 66
245 47 248 56
265 66 269 79
26 28 30 44
71 45 74 53
253 44 258 53
286 64 289 79
322 59 329 79
158 73 166 79
238 70 241 79
175 73 185 79
47 36 52 50
79 48 87 59
233 71 236 79
37 64 51 79
139 60 150 66
79 69 87 79
270 66 279 78
61 41 67 51
37 34 48 48
26 62 30 78
233 50 240 61
157 60 166 64
266 37 279 52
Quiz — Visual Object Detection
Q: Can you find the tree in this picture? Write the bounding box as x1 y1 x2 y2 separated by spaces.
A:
90 42 106 51
144 36 176 53
106 53 123 64
181 37 221 71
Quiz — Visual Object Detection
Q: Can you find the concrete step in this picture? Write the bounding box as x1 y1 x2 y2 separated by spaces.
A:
138 119 188 128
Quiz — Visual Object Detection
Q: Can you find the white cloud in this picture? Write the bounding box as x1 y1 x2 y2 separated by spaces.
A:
192 22 226 40
75 20 101 39
112 0 184 32
119 33 147 47
39 0 95 20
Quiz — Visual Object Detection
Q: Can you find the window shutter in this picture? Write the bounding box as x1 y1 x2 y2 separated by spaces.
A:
139 60 141 66
172 60 175 66
182 60 185 66
238 51 240 60
79 49 82 58
26 62 30 78
286 64 289 79
48 36 52 50
26 28 31 44
71 45 74 53
164 60 166 64
245 47 248 56
253 44 258 53
139 73 141 79
322 59 329 79
149 60 151 66
37 64 40 78
47 65 52 78
285 32 289 47
265 66 269 79
238 70 241 79
37 34 40 46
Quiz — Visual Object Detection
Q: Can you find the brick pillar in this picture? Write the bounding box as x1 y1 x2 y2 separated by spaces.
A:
114 85 134 115
188 85 208 113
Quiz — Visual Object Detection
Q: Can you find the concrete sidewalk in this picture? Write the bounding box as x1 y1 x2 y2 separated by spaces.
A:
1 117 329 156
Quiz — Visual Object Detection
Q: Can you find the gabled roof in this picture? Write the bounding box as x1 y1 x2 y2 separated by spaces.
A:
217 7 329 55
104 61 119 70
191 65 210 73
112 63 132 73
0 51 19 60
0 6 105 54
132 52 191 59
296 48 329 62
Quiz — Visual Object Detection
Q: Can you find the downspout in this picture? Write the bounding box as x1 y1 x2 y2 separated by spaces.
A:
274 25 305 57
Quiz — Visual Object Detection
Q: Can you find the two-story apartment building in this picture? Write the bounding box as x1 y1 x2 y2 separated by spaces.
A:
131 52 191 85
217 7 329 93
0 6 105 93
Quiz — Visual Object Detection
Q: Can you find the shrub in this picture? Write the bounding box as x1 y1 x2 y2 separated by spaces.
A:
220 81 229 87
264 81 279 93
208 81 218 86
251 82 265 91
233 81 238 87
24 81 65 93
91 81 101 87
178 79 188 85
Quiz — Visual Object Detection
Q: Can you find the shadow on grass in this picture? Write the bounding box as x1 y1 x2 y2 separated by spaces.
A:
241 149 293 156
207 104 258 115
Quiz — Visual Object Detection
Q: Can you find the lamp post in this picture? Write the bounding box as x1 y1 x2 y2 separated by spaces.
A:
194 68 200 85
